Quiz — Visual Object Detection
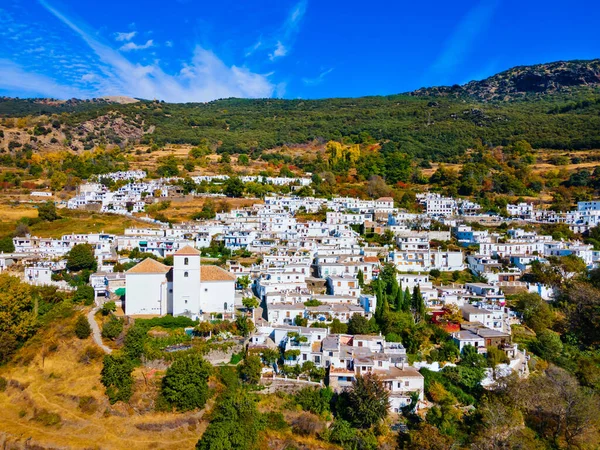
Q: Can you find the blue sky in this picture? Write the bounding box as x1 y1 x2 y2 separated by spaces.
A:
0 0 598 102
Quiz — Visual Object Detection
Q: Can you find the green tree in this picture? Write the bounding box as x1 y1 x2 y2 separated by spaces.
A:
0 236 15 253
74 314 91 339
260 348 280 366
38 201 59 221
196 389 261 450
237 275 251 290
295 387 333 416
101 354 134 404
224 177 244 198
533 330 563 361
357 269 364 288
330 318 348 334
73 285 94 305
0 274 37 342
242 297 259 311
235 315 254 337
162 353 212 411
510 292 554 333
411 286 426 323
67 244 97 272
238 154 249 166
101 315 123 340
348 313 370 335
344 373 389 428
237 354 262 384
102 301 116 315
123 324 147 359
156 156 180 177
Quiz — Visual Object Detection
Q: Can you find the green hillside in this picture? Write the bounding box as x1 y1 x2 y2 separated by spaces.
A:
1 59 600 162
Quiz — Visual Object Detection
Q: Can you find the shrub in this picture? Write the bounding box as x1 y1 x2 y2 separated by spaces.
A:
101 316 123 340
0 376 7 392
78 396 98 414
123 324 147 359
73 285 94 305
101 354 134 404
237 354 262 384
38 201 59 221
162 353 212 411
101 301 116 316
292 412 325 436
32 408 61 426
79 346 104 364
74 315 91 339
66 244 96 272
294 387 333 416
262 411 289 431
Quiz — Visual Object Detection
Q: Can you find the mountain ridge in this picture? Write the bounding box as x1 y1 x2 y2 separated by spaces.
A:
409 58 600 102
1 58 599 110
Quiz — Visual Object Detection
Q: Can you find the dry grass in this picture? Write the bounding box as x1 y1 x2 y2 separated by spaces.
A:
155 196 261 222
0 203 39 222
29 210 160 238
0 311 204 449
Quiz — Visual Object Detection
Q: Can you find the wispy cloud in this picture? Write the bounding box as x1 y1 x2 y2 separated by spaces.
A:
2 0 277 101
0 59 84 98
269 41 287 61
120 39 153 52
247 0 307 62
302 67 333 86
114 31 136 42
165 40 173 48
423 0 500 86
245 39 262 57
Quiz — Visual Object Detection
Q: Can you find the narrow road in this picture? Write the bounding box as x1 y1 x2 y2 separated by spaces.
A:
87 307 112 354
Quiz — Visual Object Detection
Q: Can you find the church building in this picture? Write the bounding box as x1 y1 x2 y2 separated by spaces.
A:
124 245 236 318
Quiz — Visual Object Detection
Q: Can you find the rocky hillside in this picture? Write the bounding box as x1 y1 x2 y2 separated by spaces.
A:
411 59 600 101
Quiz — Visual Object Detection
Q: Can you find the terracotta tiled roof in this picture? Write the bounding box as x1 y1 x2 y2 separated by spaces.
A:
200 265 236 282
363 256 379 263
174 245 201 256
126 258 171 274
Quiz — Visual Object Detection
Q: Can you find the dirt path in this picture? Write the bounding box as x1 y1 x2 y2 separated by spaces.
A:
87 308 112 354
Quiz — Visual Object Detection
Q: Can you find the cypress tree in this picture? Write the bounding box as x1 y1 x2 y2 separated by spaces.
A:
402 287 411 312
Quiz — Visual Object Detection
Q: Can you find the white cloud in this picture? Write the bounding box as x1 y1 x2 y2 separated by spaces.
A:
0 59 83 98
114 31 136 42
245 39 262 57
247 0 307 63
269 41 287 61
119 39 154 52
302 67 333 86
21 0 278 102
165 40 173 47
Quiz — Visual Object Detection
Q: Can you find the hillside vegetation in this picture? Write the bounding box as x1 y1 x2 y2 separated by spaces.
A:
1 59 600 163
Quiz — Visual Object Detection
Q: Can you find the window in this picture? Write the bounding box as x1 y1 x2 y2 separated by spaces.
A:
303 354 307 361
184 257 189 265
204 288 208 292
224 302 228 310
405 381 409 387
184 272 188 278
378 361 382 367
